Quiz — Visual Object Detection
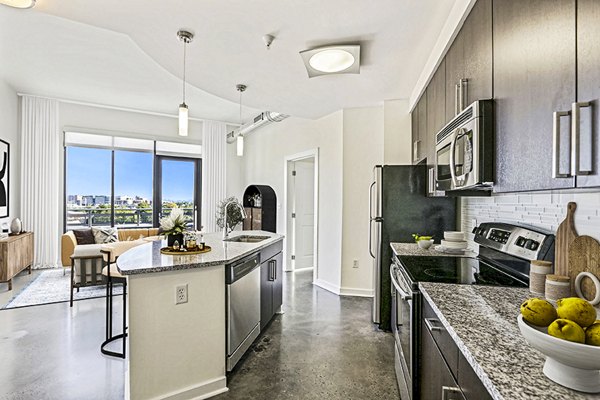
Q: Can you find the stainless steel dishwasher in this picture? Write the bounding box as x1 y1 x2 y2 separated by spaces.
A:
226 253 261 371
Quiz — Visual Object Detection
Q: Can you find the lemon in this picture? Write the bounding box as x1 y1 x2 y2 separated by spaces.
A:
520 298 557 327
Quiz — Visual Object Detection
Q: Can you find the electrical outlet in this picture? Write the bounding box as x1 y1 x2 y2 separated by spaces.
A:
353 259 359 269
471 218 477 227
175 284 188 305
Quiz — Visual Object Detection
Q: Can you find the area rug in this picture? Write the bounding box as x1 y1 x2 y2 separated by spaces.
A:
2 269 122 309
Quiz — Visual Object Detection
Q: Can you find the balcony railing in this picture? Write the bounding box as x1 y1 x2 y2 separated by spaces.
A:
65 207 195 230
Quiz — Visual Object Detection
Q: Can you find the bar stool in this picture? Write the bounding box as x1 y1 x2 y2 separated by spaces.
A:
100 241 143 358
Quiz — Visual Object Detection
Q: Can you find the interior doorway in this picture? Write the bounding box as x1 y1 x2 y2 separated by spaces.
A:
285 149 318 282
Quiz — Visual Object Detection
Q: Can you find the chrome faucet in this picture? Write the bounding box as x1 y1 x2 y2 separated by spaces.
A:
223 200 247 239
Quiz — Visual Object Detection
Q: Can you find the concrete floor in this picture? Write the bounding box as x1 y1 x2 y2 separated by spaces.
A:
0 268 42 306
215 270 399 400
0 269 398 400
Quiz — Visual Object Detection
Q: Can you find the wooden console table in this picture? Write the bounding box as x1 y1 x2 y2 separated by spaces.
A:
0 232 33 290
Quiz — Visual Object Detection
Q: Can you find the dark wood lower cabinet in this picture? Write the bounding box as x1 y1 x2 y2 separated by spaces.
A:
420 321 465 400
420 296 493 400
260 249 283 331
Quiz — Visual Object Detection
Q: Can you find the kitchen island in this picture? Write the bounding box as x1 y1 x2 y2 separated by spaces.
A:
116 230 284 400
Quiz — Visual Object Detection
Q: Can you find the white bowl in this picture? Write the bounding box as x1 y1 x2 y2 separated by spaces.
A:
517 315 600 393
417 239 434 249
444 231 465 241
440 239 468 249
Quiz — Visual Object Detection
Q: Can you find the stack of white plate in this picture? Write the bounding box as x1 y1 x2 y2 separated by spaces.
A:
436 231 468 253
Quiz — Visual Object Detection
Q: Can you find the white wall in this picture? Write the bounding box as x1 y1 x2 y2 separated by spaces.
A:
384 99 412 165
0 80 19 229
340 107 384 296
59 102 204 142
241 112 344 290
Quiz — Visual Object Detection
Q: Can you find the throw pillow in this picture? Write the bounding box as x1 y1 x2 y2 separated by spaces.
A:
73 229 95 245
92 227 119 244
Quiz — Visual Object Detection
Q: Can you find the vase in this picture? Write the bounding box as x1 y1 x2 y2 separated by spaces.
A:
10 218 21 234
167 233 184 247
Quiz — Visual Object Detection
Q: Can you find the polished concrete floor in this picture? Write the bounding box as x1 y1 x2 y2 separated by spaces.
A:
0 268 42 306
215 270 399 400
0 269 398 400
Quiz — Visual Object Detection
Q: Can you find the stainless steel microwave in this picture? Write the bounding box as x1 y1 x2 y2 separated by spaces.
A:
435 100 494 191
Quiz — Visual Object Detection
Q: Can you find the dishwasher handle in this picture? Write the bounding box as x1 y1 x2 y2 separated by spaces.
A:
227 254 260 284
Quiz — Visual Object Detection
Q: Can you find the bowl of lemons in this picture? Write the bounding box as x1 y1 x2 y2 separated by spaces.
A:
518 297 600 393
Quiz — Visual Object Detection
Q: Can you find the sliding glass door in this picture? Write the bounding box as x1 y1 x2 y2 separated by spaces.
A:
154 156 201 231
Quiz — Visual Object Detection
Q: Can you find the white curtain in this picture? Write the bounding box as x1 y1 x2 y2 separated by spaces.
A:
20 96 60 268
201 121 227 233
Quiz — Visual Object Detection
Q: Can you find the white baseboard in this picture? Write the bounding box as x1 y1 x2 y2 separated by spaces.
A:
151 376 228 400
313 279 340 295
339 286 374 297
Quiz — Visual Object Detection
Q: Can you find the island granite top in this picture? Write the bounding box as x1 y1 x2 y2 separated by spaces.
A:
117 230 284 275
390 242 477 258
419 283 595 400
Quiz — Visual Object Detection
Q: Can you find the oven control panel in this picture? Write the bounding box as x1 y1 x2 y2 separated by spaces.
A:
473 222 554 261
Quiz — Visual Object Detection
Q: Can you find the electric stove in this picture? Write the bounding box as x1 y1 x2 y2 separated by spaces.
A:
390 222 555 400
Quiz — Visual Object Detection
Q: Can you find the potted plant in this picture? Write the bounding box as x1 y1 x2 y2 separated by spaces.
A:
160 207 190 246
216 197 245 234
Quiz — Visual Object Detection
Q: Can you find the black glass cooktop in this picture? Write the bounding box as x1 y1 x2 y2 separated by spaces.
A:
397 255 528 288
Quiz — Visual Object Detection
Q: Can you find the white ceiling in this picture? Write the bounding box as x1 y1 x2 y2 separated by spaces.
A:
0 1 456 122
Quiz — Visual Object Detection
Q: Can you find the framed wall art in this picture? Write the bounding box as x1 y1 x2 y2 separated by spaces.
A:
0 139 9 218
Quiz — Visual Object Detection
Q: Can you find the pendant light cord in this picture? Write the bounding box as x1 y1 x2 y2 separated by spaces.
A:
182 40 187 104
239 89 242 127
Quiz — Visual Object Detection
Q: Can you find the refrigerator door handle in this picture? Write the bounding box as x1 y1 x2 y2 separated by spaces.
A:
368 181 376 258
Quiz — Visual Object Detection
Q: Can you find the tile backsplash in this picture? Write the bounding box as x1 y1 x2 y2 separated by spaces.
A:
461 191 600 244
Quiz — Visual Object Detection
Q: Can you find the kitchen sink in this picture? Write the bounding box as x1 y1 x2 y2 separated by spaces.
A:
224 235 270 243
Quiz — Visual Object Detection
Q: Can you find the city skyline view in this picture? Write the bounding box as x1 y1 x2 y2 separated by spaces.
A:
66 147 196 204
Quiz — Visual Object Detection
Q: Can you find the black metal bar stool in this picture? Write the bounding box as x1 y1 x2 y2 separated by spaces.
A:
100 244 130 359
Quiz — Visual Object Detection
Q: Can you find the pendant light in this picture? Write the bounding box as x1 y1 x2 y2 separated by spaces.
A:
236 84 247 157
177 30 194 136
0 0 36 8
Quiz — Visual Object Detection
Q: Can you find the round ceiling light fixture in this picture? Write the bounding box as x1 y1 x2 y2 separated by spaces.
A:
0 0 36 8
309 49 355 73
299 45 360 78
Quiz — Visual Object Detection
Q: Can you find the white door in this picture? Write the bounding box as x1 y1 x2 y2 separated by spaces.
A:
292 159 315 270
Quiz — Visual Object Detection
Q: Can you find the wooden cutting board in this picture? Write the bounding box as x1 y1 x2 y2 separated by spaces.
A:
568 235 600 301
555 202 578 276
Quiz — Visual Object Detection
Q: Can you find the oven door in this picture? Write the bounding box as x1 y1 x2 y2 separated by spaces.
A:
390 261 413 399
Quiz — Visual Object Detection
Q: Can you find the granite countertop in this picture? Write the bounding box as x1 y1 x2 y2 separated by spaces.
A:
419 283 595 400
390 242 477 258
117 230 284 275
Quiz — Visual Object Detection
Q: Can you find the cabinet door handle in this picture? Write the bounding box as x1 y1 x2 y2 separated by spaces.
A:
442 386 462 400
424 317 443 332
413 140 421 161
571 101 593 176
459 78 468 112
268 260 275 281
552 110 572 178
455 83 460 115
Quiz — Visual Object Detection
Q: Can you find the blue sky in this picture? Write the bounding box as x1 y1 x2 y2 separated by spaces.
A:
67 147 195 202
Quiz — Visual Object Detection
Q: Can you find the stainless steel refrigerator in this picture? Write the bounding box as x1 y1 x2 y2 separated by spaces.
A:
369 165 456 330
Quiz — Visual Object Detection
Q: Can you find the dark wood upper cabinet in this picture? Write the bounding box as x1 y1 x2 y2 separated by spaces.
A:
445 31 464 122
445 0 492 123
493 0 576 192
575 0 600 188
412 94 428 164
427 59 446 161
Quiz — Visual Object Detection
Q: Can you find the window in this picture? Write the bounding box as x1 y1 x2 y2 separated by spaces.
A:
114 150 153 228
64 132 202 232
65 147 112 230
